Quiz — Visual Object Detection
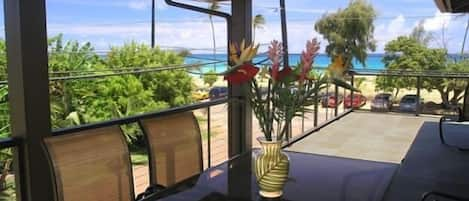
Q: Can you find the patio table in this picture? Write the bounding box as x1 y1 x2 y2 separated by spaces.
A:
143 150 398 201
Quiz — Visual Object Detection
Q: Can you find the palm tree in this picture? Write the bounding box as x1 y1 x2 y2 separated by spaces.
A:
461 16 469 58
208 1 220 71
253 14 266 42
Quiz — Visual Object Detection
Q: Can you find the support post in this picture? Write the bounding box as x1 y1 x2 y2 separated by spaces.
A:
416 76 421 116
4 0 53 200
228 0 252 157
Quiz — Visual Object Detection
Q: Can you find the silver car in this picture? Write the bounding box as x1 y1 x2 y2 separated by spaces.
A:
399 95 423 112
371 93 393 111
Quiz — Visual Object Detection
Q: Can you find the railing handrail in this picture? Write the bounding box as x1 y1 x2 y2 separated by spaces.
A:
0 137 19 149
52 98 229 136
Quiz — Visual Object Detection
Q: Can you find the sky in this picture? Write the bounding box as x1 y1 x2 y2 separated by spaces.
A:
1 0 466 54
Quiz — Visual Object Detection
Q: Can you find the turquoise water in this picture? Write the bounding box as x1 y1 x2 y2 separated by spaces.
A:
185 54 386 74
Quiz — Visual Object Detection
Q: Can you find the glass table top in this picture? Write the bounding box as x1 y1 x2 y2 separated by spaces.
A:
145 150 398 201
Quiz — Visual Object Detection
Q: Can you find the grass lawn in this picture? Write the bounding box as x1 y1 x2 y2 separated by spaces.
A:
130 147 149 166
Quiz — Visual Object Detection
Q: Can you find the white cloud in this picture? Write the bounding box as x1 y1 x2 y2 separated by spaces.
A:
373 14 412 52
423 11 453 31
47 10 467 54
128 0 149 10
47 0 168 10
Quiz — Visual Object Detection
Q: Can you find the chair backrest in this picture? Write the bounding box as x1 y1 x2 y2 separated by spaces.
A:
462 81 469 120
139 111 202 187
44 125 135 201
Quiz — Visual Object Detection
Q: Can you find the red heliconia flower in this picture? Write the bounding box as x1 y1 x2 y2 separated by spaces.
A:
299 38 320 84
268 40 282 66
268 40 283 82
224 63 260 84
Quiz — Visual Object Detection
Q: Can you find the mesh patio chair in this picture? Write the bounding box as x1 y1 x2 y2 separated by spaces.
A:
439 81 469 151
137 111 203 199
43 125 135 201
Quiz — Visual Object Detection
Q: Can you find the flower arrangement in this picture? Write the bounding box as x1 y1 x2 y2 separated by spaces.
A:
224 38 357 142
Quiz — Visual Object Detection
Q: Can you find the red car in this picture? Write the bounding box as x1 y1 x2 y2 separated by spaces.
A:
344 94 367 108
321 93 343 108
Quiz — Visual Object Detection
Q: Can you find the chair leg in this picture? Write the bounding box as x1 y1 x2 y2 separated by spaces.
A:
439 117 447 145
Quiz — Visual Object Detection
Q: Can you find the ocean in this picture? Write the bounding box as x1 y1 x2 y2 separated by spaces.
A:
185 54 386 74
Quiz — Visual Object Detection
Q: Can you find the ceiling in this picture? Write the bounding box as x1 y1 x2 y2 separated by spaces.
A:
435 0 469 13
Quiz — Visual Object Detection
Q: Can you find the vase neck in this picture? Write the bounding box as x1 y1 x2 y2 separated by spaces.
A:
259 140 282 155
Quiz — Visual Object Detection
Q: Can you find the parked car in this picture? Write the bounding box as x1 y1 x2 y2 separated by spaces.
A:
209 86 228 100
399 94 423 112
371 93 393 111
321 93 343 108
344 94 367 109
191 88 209 101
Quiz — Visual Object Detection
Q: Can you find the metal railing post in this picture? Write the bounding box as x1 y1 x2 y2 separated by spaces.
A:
301 109 305 134
207 107 211 168
326 82 329 120
416 76 421 116
351 74 355 112
314 89 319 127
334 84 339 117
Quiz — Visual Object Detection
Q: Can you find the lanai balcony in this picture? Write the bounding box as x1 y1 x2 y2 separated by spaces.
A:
0 0 468 201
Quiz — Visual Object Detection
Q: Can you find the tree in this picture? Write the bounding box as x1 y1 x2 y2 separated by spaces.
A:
410 21 433 46
203 70 218 87
253 14 266 42
106 42 193 107
208 1 220 71
315 0 376 69
460 16 469 57
375 36 466 107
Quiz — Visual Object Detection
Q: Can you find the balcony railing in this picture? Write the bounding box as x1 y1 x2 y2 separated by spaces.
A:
3 67 469 200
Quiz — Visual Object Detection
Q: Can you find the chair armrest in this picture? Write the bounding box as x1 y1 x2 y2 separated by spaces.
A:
422 191 469 201
136 184 167 201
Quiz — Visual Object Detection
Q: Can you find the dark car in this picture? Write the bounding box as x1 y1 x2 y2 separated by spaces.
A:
321 93 344 108
399 94 423 112
371 93 393 111
344 94 367 109
209 86 228 100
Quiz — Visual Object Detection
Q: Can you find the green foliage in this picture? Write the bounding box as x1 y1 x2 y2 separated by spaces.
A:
0 37 188 142
315 0 376 68
106 42 193 107
0 41 6 81
0 86 12 194
73 76 169 139
48 34 106 128
203 70 218 87
354 77 366 90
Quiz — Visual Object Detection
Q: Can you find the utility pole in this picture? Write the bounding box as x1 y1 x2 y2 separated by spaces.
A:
151 0 156 48
280 0 289 68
